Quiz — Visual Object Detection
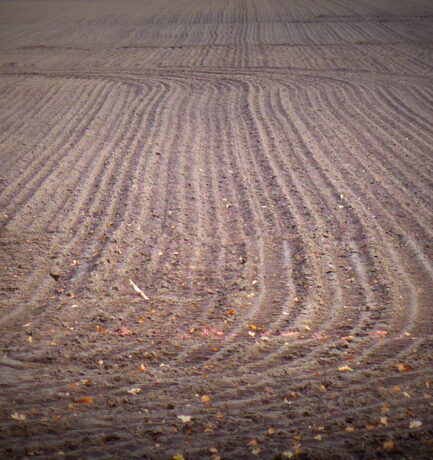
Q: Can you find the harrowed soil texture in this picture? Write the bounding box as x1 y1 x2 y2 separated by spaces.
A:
0 0 432 458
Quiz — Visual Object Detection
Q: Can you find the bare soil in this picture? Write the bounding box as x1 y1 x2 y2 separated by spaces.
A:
0 0 432 458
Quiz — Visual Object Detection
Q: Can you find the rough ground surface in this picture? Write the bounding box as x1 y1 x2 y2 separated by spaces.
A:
0 0 432 458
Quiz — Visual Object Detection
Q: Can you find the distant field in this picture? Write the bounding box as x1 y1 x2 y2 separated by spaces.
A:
0 0 432 458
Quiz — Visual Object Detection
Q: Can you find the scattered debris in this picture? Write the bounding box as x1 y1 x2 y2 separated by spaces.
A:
127 388 141 395
129 279 149 300
11 412 26 421
74 397 93 403
372 330 388 337
398 363 413 372
338 365 353 372
383 439 395 451
50 270 61 281
201 327 224 338
114 326 135 336
281 331 300 338
409 420 422 429
380 417 388 426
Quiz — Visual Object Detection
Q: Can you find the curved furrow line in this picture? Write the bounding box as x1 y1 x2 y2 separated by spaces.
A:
374 94 433 174
109 82 184 240
248 239 309 336
306 22 341 44
235 0 248 44
140 83 216 327
40 82 163 274
314 83 433 238
173 79 299 365
86 79 172 266
188 41 210 67
164 109 224 330
382 50 430 76
113 84 193 302
280 80 426 312
11 82 173 360
267 342 430 394
171 80 270 365
0 82 121 323
227 333 427 389
244 81 351 334
202 80 334 368
301 76 432 213
11 82 137 232
345 243 394 333
255 81 362 332
338 83 433 184
201 81 269 284
139 87 209 311
1 1 433 458
408 86 433 121
230 85 388 374
0 108 412 322
308 83 433 241
361 84 433 169
313 84 433 229
0 74 21 100
241 83 414 360
415 84 433 100
257 223 427 377
0 78 56 143
0 76 63 121
164 82 214 284
406 237 433 280
93 79 219 342
196 83 245 275
0 90 71 176
39 83 150 237
383 85 433 137
0 80 113 230
345 21 395 43
266 84 428 356
0 79 92 171
179 83 248 303
217 126 302 338
250 239 419 377
80 86 195 345
58 89 167 286
244 258 381 375
0 82 140 328
2 82 142 302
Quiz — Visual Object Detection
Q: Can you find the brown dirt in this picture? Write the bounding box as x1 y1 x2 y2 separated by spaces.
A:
0 0 432 458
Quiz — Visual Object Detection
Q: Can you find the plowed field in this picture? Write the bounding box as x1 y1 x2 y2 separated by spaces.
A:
1 0 432 458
